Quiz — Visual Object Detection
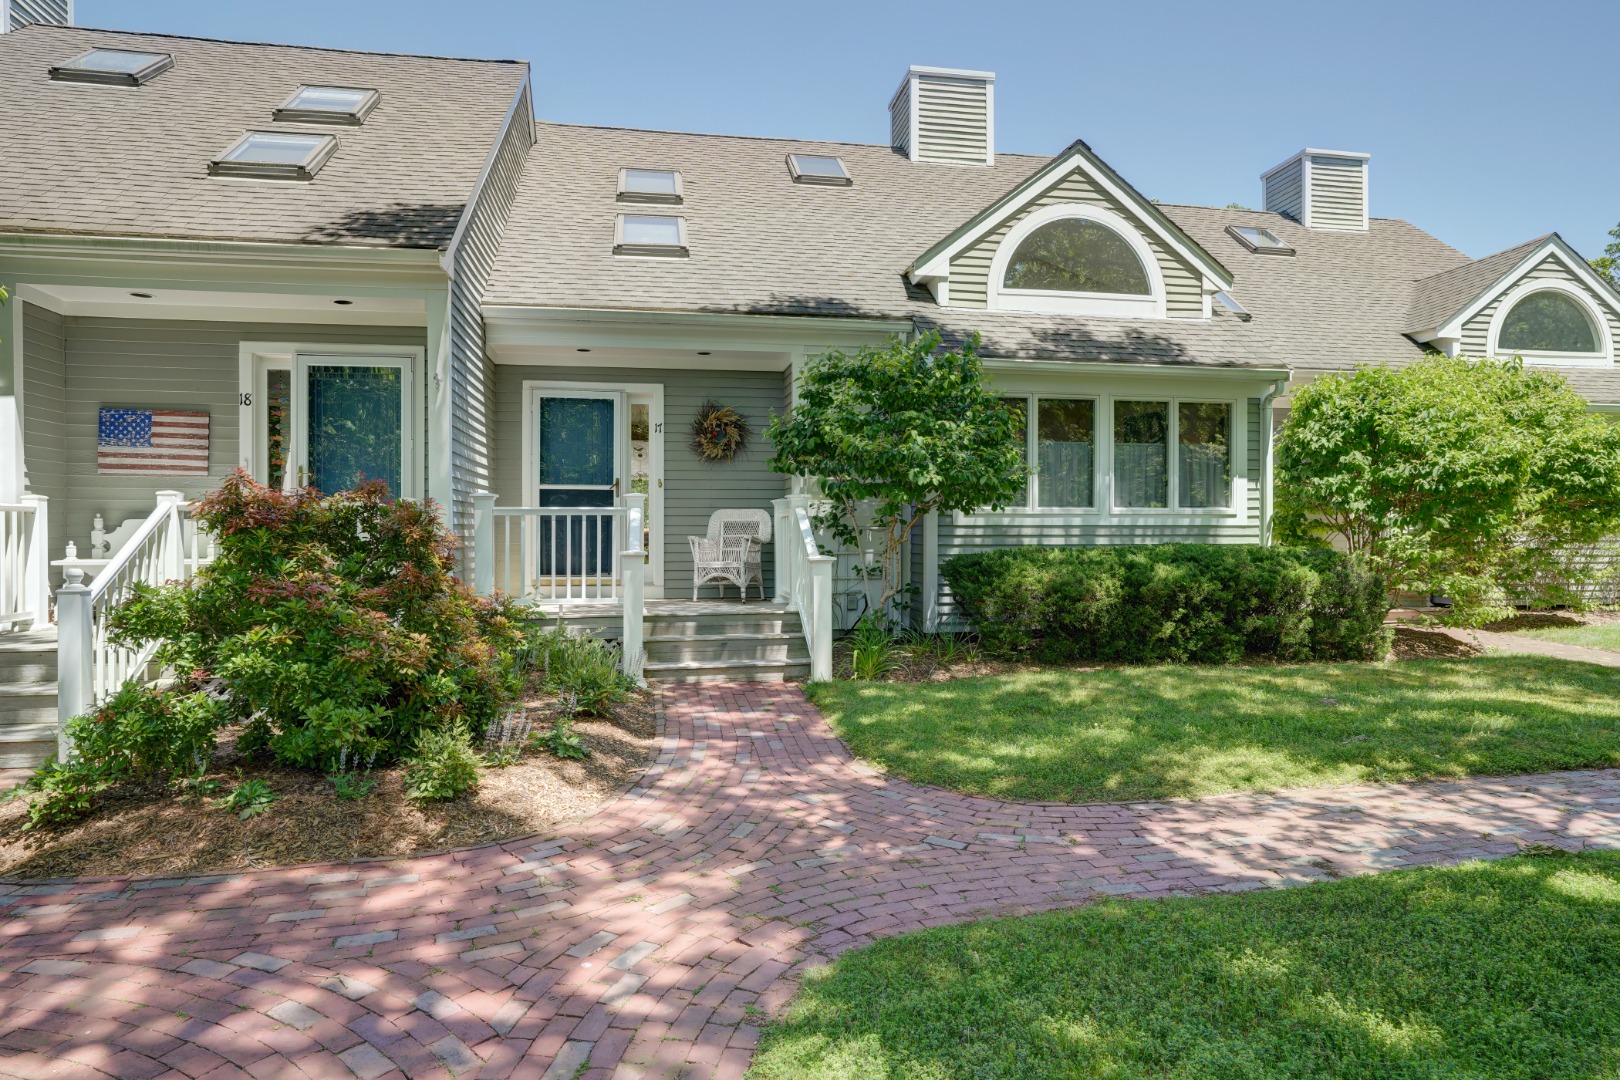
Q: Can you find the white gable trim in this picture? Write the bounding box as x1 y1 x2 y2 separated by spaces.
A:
986 202 1166 319
1485 277 1613 367
1435 238 1620 341
908 145 1233 294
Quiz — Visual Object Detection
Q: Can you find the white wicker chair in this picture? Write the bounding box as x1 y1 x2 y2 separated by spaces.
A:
689 508 772 600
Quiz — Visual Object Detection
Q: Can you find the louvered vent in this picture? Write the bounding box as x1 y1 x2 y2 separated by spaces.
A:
2 0 72 32
889 65 994 167
1261 149 1370 231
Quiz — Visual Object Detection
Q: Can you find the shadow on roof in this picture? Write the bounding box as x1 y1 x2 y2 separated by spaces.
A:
301 201 465 248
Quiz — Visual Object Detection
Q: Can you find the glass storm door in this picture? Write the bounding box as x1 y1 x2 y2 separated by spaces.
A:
536 391 625 580
290 356 409 497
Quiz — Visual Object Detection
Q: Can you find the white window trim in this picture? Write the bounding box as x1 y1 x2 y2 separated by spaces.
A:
987 202 1167 319
1486 277 1613 368
613 213 689 258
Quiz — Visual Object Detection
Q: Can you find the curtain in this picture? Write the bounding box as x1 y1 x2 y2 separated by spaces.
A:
1038 441 1094 508
1114 444 1168 508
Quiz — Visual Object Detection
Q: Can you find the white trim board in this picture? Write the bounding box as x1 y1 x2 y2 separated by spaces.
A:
1485 276 1614 367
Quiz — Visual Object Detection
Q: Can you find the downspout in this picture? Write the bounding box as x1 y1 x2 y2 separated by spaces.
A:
1258 377 1288 546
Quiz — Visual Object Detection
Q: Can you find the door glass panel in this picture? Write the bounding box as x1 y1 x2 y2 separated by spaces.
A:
539 397 615 486
1114 400 1169 508
307 365 402 496
265 368 291 490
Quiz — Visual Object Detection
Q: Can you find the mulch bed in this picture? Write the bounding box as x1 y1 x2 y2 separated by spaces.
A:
0 688 658 881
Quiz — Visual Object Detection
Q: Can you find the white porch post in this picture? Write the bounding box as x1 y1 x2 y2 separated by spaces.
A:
155 490 184 583
20 493 48 628
471 491 496 596
770 497 790 603
55 563 92 761
620 492 647 683
787 493 834 681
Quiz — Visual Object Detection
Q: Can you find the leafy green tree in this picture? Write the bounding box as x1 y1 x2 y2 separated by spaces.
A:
767 331 1027 620
1275 355 1620 623
1590 222 1620 286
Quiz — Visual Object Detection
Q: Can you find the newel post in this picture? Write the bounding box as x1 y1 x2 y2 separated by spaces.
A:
770 497 791 603
20 493 49 628
55 563 92 762
471 492 496 596
155 490 185 583
620 492 647 684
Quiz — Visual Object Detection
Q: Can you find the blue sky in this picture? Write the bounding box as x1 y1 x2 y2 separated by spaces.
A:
78 0 1619 261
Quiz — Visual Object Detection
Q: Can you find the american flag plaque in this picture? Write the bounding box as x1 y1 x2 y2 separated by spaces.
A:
97 408 211 474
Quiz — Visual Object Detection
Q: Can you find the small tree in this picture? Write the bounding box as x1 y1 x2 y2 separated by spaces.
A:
1275 354 1620 622
1590 222 1620 287
767 331 1026 621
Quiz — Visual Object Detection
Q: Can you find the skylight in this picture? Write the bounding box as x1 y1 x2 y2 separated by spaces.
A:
273 85 380 125
209 132 338 181
49 48 174 86
1227 225 1294 256
614 214 688 257
787 154 852 186
618 168 683 204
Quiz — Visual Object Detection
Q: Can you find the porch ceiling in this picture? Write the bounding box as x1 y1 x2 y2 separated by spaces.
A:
491 343 791 372
19 283 429 327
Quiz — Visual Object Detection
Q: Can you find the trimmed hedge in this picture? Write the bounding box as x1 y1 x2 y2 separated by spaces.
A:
941 544 1390 664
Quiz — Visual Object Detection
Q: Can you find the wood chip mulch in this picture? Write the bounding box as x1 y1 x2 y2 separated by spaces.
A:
0 689 658 881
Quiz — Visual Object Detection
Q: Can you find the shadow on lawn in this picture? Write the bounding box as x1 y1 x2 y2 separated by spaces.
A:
751 851 1620 1080
818 655 1620 803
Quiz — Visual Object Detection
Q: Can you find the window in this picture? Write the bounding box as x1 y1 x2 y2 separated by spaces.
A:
617 168 683 204
614 213 688 257
210 132 337 180
1001 396 1097 509
787 154 852 186
273 85 379 125
1178 402 1231 508
1114 400 1170 508
1498 290 1601 355
49 48 173 86
1226 225 1294 256
1002 219 1151 296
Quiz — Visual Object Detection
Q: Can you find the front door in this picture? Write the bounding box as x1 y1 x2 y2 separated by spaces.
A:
535 390 626 582
254 352 415 498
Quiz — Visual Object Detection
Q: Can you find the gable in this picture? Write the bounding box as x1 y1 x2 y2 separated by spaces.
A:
946 166 1207 317
1461 252 1620 359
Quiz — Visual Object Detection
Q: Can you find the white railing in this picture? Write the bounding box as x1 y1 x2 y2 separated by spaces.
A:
776 494 834 681
0 494 50 632
56 491 211 759
472 492 647 680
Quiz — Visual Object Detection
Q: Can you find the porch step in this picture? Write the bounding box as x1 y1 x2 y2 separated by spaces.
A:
641 657 812 683
643 631 809 665
0 629 58 769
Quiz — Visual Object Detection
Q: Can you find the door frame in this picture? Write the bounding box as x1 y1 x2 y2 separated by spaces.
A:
238 342 426 499
523 379 664 593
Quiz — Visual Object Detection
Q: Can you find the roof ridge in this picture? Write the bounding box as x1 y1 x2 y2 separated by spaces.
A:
1411 234 1553 287
14 22 527 66
535 119 1054 160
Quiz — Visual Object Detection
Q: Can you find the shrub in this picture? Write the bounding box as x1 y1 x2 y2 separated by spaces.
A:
109 471 529 771
403 724 482 802
942 544 1390 664
221 779 276 819
533 628 637 717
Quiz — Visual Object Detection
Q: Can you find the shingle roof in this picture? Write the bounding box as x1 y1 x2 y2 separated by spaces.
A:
1406 235 1550 334
487 123 1469 370
0 25 527 248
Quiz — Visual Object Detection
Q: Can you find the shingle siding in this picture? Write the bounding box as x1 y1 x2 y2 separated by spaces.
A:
948 170 1206 317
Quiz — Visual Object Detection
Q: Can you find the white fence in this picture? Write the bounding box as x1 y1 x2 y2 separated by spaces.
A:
774 495 833 681
56 491 211 759
0 494 49 631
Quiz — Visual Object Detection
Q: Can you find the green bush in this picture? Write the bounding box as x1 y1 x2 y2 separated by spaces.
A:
942 544 1390 664
403 723 482 802
530 625 637 717
109 471 529 771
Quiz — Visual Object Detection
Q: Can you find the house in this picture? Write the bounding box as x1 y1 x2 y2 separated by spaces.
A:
4 25 1620 759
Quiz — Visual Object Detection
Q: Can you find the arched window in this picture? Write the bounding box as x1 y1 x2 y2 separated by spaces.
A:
1498 289 1601 354
1001 218 1151 295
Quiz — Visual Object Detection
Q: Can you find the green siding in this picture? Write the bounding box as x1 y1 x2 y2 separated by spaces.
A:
948 170 1205 317
1462 255 1620 356
20 302 66 563
491 364 791 599
1262 160 1304 223
1308 156 1368 231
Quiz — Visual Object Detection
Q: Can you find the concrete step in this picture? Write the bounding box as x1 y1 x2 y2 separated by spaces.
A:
642 657 812 683
0 684 57 769
643 615 803 637
644 632 809 664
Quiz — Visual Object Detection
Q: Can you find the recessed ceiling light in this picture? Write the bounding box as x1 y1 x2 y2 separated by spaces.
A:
333 299 353 305
129 291 153 298
697 351 711 356
576 348 591 353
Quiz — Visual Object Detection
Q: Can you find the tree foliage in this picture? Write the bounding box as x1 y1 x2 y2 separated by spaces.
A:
1590 222 1620 286
767 331 1026 618
1274 355 1620 622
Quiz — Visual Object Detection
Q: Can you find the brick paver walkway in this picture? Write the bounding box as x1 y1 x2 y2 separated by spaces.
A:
2 683 1619 1079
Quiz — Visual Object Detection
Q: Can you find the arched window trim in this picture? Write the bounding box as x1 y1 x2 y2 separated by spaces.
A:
988 203 1167 319
1486 277 1613 368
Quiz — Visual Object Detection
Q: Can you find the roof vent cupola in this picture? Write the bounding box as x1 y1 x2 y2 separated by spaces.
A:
1261 148 1369 231
890 65 995 167
2 0 71 32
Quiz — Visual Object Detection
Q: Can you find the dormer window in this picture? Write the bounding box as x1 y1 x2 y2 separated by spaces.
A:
614 213 688 257
787 154 851 186
209 132 338 181
988 205 1165 318
1494 287 1605 359
49 48 173 86
1227 225 1294 256
274 85 379 125
618 168 683 204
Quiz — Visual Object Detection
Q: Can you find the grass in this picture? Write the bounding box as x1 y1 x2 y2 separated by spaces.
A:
1501 623 1620 652
809 656 1620 803
750 851 1620 1080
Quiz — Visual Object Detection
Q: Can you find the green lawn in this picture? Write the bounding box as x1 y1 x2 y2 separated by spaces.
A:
1501 622 1620 652
750 851 1620 1080
810 656 1620 803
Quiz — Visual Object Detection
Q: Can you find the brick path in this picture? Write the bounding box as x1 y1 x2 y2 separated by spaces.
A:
2 683 1618 1080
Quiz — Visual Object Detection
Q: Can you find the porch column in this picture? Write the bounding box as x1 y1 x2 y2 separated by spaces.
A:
471 492 496 596
20 493 48 628
55 563 92 761
771 497 790 603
